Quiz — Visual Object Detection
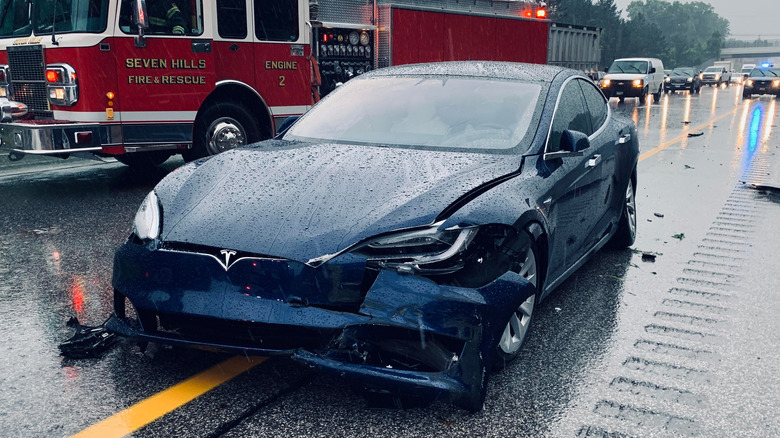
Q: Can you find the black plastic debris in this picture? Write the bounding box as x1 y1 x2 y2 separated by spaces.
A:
684 164 694 169
687 132 704 137
654 212 665 218
641 253 657 262
682 121 691 124
59 317 117 359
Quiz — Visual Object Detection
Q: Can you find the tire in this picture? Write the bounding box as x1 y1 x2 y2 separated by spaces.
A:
618 96 625 103
743 91 751 99
115 151 173 169
652 85 662 101
608 175 637 248
184 101 264 162
640 86 648 102
494 238 541 370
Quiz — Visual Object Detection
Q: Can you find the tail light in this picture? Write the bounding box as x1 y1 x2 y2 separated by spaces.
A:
536 8 547 19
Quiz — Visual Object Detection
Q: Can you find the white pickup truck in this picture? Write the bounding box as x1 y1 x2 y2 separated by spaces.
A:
701 65 732 87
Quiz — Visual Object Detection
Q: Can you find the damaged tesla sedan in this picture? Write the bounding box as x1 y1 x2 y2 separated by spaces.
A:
108 62 639 411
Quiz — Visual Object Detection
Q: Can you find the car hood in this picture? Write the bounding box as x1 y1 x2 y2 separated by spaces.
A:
604 73 648 80
157 140 519 263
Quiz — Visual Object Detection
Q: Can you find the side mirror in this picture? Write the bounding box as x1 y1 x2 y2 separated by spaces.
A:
275 115 300 137
560 130 590 153
649 67 656 74
133 0 149 47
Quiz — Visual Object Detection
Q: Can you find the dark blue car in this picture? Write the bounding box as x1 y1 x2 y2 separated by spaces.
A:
108 62 639 411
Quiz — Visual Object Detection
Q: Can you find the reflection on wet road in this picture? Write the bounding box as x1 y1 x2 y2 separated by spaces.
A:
0 85 778 437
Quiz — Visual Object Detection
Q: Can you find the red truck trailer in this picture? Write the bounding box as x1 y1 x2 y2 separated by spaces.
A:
0 0 579 167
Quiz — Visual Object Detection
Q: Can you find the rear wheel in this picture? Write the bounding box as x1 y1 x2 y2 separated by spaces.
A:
184 101 263 162
608 176 637 248
494 239 540 369
652 85 662 101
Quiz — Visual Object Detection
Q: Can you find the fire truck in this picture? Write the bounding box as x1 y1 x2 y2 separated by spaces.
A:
0 0 595 167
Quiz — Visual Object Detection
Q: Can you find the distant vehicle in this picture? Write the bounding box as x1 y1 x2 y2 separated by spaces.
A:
665 67 701 93
743 67 780 98
740 63 757 80
600 57 665 102
701 66 731 87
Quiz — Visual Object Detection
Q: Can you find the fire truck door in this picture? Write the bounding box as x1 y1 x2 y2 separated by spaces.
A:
113 0 215 146
251 0 311 124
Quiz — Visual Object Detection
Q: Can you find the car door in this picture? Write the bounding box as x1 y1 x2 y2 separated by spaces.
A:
577 78 620 249
542 78 604 283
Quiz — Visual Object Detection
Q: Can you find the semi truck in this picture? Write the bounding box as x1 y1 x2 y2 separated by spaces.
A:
0 0 600 167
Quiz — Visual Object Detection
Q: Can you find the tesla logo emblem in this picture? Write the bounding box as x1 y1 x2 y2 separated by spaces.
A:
220 249 237 269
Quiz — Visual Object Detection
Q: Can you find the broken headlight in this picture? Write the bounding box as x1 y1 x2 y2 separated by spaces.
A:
133 191 162 241
355 225 478 275
354 224 529 288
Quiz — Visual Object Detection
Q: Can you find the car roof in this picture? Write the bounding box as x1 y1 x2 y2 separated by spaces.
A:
363 61 569 83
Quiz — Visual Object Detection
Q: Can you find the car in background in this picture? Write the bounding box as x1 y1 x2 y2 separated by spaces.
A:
665 67 701 93
740 63 756 81
743 67 780 98
600 57 665 102
700 66 731 86
107 61 640 412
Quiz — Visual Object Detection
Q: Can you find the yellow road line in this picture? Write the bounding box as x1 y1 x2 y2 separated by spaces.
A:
71 355 266 438
638 106 740 162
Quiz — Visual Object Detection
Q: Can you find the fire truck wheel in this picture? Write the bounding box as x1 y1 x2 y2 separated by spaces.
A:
186 102 262 161
115 151 173 168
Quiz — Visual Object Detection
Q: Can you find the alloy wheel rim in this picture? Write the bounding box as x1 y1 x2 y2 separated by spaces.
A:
626 179 637 238
499 247 537 355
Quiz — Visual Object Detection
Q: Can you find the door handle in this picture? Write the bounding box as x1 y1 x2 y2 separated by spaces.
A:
617 134 631 144
586 154 601 168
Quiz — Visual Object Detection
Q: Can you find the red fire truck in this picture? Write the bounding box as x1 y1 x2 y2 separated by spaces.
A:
0 0 561 167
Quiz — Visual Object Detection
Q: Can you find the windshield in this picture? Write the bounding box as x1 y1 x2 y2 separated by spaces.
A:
285 76 542 151
741 68 753 74
0 0 31 37
671 68 694 76
32 0 109 35
608 60 649 74
704 67 720 72
749 68 780 77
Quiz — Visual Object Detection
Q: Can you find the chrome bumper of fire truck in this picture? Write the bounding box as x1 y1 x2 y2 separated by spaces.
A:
0 119 110 155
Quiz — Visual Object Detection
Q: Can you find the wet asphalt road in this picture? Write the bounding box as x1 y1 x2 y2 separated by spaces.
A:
1 84 779 437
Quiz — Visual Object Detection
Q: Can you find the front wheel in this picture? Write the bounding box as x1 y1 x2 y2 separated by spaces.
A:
115 151 173 169
184 101 263 162
608 176 637 248
743 91 751 99
494 240 540 369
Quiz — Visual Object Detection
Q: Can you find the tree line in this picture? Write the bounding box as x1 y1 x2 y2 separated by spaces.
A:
548 0 730 70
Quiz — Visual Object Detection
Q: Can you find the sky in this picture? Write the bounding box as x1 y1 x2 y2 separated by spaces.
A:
612 0 780 40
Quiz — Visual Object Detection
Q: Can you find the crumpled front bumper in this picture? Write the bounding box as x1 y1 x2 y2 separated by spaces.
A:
108 240 535 409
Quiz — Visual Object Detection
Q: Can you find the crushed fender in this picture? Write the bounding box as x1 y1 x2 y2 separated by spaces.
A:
59 317 117 359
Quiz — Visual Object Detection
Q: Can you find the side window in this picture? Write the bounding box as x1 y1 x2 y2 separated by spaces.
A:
217 0 246 39
547 80 591 153
578 79 608 132
254 0 298 42
120 0 203 36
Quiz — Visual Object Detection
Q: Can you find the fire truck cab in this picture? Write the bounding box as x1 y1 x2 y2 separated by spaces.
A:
0 0 550 167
